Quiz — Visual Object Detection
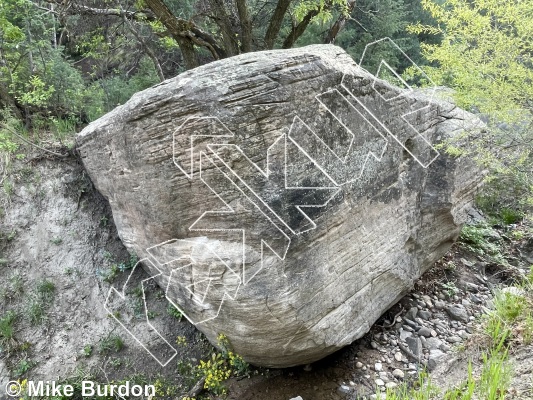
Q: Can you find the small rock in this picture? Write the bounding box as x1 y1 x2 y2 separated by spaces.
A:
375 379 385 387
392 369 405 379
434 300 446 309
402 324 414 332
375 362 383 372
422 295 434 308
378 372 389 381
460 258 474 267
404 318 419 329
418 327 432 337
385 382 398 389
338 385 351 395
440 343 451 352
303 364 312 371
394 352 402 362
470 294 483 304
427 349 446 371
426 337 443 350
405 337 423 358
356 361 363 368
418 310 432 320
447 335 462 344
430 329 438 337
290 397 304 400
371 341 379 349
406 306 418 321
446 306 469 323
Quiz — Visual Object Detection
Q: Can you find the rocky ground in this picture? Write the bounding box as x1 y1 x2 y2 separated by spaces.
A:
1 148 532 399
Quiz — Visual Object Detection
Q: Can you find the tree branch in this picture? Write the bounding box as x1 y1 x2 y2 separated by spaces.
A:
324 0 356 44
282 8 321 49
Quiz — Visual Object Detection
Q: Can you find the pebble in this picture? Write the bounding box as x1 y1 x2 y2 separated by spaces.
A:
418 327 432 337
406 337 423 358
418 310 432 320
375 379 385 387
338 385 351 395
394 352 402 362
447 335 462 343
427 349 446 371
406 306 419 321
375 362 383 372
426 337 443 350
356 361 363 368
392 369 405 379
446 306 469 323
385 382 398 389
370 341 378 349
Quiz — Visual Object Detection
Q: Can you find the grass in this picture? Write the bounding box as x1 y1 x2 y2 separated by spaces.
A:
0 311 17 344
483 268 533 346
167 304 183 321
24 279 56 324
98 334 125 354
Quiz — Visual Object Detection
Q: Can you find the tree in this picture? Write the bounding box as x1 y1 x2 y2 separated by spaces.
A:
43 0 354 70
409 0 533 217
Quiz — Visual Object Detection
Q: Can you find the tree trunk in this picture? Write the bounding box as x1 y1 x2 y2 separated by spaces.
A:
144 0 200 69
208 0 239 56
264 0 292 49
235 0 252 52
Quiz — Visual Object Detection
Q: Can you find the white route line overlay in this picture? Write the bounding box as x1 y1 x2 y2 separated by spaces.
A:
103 258 178 367
105 37 451 365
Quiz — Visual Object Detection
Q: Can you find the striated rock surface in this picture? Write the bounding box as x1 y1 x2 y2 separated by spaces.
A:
77 43 483 367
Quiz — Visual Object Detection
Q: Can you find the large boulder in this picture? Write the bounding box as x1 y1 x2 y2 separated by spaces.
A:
77 43 483 367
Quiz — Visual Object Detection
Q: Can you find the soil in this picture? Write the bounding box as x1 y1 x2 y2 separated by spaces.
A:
1 149 532 400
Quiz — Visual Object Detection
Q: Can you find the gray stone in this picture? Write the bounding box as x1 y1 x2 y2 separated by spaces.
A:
447 335 462 344
434 300 446 309
406 337 423 358
392 369 405 379
426 337 443 350
406 307 419 321
338 385 351 395
427 349 446 371
418 327 432 337
290 397 304 400
418 310 432 320
447 306 470 323
77 44 484 367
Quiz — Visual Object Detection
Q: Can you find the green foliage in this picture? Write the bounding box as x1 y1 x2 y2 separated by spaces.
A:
167 304 183 321
83 344 93 357
409 0 533 121
98 334 125 355
410 0 533 219
14 358 36 377
0 310 17 343
294 0 349 24
193 334 251 396
459 223 502 258
22 278 56 324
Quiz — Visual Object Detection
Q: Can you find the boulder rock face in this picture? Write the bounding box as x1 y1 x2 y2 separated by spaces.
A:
77 44 483 367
